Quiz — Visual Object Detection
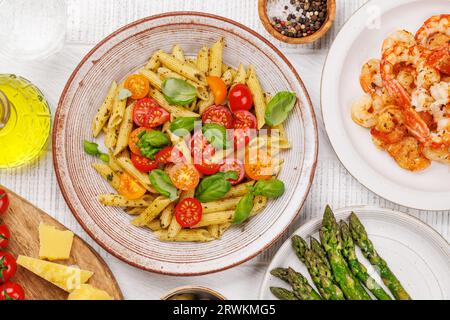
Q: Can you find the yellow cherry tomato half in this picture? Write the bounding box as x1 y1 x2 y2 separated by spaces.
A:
168 163 200 191
244 150 274 180
124 74 150 100
118 172 147 199
206 76 227 105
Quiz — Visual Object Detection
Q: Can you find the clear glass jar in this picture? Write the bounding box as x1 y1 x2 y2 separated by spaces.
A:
0 0 67 61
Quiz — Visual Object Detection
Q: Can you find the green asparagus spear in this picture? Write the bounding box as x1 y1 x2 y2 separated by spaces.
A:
292 235 345 300
286 268 322 300
320 206 371 300
340 220 392 300
310 237 331 269
270 287 299 300
349 212 411 300
270 268 321 300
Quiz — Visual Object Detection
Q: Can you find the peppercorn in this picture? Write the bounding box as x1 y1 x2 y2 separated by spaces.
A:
269 0 328 39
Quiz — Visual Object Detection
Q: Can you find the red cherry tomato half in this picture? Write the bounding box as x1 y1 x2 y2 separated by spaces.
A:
133 98 170 128
174 198 203 228
130 153 158 173
0 189 9 216
0 282 25 300
155 146 185 165
201 105 234 129
219 159 245 185
194 159 222 176
228 84 253 112
0 224 10 249
233 110 257 149
0 252 16 284
190 132 216 162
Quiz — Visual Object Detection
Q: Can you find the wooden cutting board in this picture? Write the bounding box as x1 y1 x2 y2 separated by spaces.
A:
0 186 123 300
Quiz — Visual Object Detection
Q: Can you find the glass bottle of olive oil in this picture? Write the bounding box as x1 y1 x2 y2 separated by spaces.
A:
0 74 51 168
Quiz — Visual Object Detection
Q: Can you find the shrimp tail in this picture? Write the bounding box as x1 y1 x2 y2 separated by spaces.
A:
384 80 431 143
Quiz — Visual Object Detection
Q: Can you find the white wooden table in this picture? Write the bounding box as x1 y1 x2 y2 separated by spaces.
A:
0 0 448 300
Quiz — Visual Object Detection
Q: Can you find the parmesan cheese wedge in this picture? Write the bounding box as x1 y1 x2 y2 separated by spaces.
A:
39 223 74 261
68 284 113 300
17 255 93 292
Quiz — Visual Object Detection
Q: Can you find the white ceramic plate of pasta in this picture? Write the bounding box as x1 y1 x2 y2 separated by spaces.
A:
53 12 318 275
321 0 450 210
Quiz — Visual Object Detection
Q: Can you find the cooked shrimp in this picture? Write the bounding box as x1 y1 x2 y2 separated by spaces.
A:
371 105 407 144
360 59 383 94
415 14 450 49
426 44 450 75
423 144 450 164
416 58 442 89
351 95 378 128
396 65 416 94
382 30 416 54
386 137 431 171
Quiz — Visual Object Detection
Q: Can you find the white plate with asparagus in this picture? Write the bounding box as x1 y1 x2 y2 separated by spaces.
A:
259 206 450 300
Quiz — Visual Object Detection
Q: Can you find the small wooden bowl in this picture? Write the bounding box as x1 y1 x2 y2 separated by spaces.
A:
258 0 336 44
161 286 227 300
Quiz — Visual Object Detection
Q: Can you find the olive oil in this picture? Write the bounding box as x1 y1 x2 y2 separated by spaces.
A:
0 74 51 168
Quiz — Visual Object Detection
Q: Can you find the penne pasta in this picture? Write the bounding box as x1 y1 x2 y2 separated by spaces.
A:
155 229 214 242
221 69 234 87
107 84 127 129
108 151 123 174
104 125 119 150
223 181 255 199
131 196 173 227
197 91 214 114
92 81 117 137
218 223 231 238
209 37 224 77
172 44 185 62
193 210 234 228
196 46 209 74
139 68 162 91
207 225 220 239
114 102 134 155
160 203 175 229
146 220 163 231
202 197 242 213
116 157 156 193
91 163 120 191
232 63 246 85
125 207 146 216
250 196 268 217
273 123 291 149
246 65 267 129
97 194 150 207
145 53 161 71
149 89 200 118
156 50 206 84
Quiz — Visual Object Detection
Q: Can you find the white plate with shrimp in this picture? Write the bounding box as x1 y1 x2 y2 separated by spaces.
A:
321 0 450 210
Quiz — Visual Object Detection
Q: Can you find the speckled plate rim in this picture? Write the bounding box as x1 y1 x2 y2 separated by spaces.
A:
53 11 318 276
320 0 450 211
258 205 450 300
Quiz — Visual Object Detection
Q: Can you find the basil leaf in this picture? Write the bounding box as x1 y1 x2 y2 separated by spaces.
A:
119 88 132 100
202 123 228 150
195 171 237 203
264 91 297 127
254 179 285 198
162 78 196 106
138 130 170 147
149 169 179 200
83 140 100 156
137 131 170 159
233 191 255 224
83 140 109 163
99 153 110 163
170 117 197 136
